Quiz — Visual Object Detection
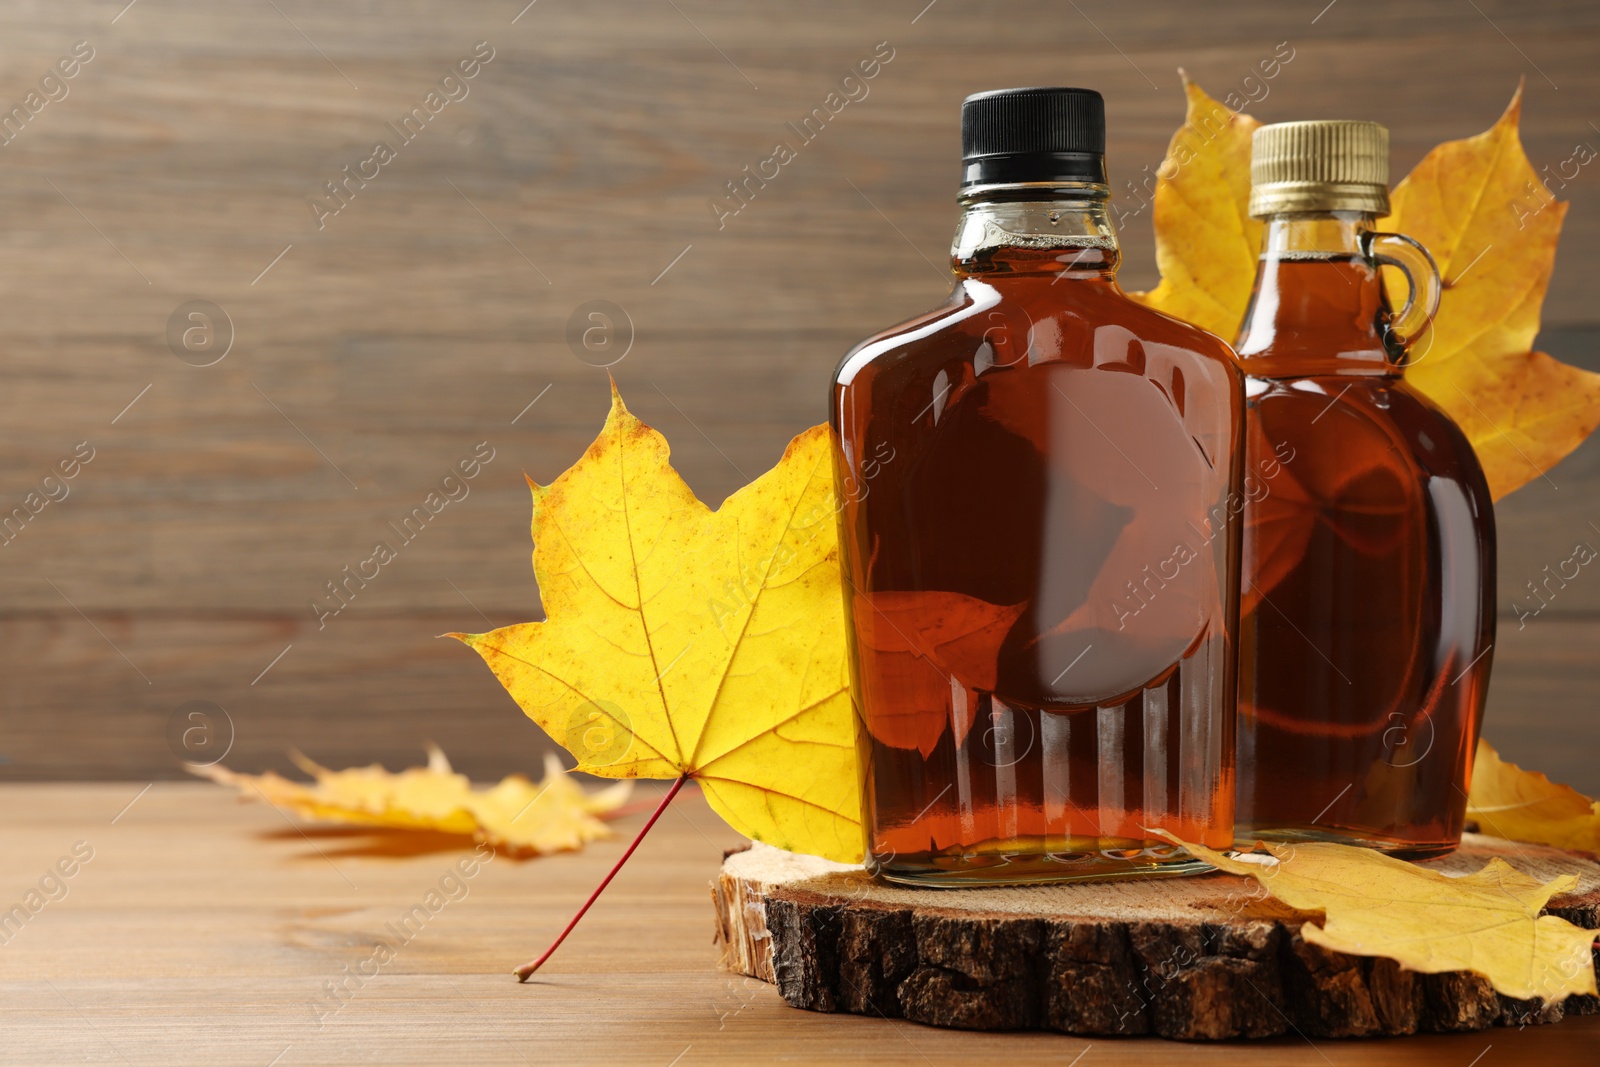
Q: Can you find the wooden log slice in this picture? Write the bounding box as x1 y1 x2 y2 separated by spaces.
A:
710 834 1600 1040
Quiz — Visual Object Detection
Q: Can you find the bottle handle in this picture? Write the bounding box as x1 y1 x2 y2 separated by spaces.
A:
1362 231 1442 360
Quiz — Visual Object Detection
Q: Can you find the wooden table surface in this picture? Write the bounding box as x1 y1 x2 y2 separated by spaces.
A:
2 782 1593 1066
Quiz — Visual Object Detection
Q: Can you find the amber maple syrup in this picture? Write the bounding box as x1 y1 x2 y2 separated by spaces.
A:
832 89 1244 885
1233 122 1495 858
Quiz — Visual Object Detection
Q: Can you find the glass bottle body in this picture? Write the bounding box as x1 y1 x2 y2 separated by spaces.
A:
832 195 1244 885
1234 214 1496 858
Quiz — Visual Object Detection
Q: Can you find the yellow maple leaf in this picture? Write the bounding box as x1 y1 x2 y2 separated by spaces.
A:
1135 74 1263 339
194 745 630 855
1167 834 1599 1002
1134 76 1600 498
1382 89 1600 498
454 386 862 864
1468 739 1600 856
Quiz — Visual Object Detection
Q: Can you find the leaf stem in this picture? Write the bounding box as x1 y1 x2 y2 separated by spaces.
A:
514 774 689 981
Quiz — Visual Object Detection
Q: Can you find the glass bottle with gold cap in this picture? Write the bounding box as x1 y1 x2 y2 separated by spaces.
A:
1232 120 1495 858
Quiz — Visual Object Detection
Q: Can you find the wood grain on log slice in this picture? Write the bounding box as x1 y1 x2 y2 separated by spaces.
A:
711 834 1600 1040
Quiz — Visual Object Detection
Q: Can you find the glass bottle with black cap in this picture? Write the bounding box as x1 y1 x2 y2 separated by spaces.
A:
831 87 1246 885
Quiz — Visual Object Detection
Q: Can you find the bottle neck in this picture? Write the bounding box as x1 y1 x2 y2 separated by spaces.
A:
1234 211 1399 377
951 185 1119 278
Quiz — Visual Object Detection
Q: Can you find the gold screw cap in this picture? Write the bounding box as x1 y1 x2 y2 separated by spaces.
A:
1248 120 1390 218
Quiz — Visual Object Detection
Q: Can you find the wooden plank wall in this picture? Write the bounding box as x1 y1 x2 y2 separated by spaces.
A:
1 0 1596 791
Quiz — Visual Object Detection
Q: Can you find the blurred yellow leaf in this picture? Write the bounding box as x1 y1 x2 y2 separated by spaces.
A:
1134 77 1600 498
1170 834 1599 1002
454 385 862 863
1468 739 1600 856
194 745 630 855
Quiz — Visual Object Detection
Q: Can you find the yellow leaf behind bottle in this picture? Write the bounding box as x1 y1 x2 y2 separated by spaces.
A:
1132 73 1262 340
1467 739 1600 856
1382 86 1600 498
1134 77 1600 499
